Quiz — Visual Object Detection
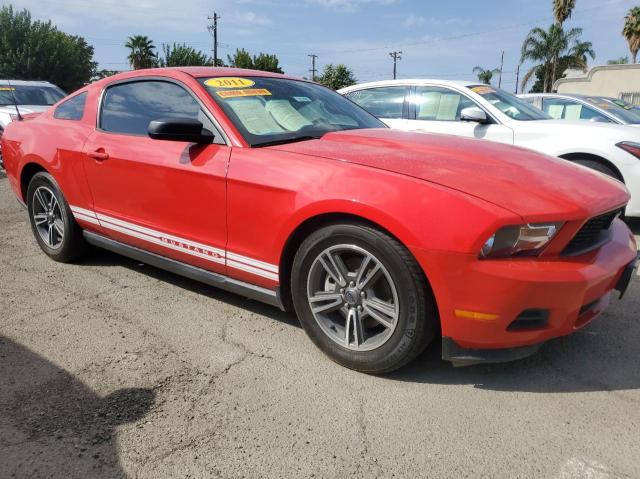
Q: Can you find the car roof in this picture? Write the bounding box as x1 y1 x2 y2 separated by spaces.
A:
339 79 478 91
0 79 58 87
95 67 306 84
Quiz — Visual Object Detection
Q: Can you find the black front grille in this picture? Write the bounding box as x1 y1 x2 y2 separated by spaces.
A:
562 208 623 256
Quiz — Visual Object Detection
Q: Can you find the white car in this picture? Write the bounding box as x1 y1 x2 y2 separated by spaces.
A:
0 80 66 167
519 93 640 127
339 80 640 217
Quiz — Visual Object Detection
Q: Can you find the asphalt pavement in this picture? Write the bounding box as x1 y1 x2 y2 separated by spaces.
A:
1 172 639 479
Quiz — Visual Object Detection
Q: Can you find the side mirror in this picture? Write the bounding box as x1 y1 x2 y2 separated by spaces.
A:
589 116 610 123
460 107 489 124
148 118 214 144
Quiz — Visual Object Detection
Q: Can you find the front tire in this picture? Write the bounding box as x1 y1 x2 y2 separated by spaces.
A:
26 172 87 263
291 223 437 374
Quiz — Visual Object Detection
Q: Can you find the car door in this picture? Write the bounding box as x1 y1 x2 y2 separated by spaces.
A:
343 86 409 129
82 78 230 274
405 85 514 144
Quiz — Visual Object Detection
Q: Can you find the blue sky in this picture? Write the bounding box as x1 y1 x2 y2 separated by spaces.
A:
8 0 638 91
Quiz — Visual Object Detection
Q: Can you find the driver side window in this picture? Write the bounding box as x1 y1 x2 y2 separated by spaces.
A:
413 86 477 121
100 80 216 135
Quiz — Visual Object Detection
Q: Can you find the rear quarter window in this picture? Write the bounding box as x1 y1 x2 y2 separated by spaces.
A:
54 92 87 120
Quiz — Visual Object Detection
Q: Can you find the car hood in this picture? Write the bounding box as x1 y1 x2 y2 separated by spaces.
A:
269 128 629 220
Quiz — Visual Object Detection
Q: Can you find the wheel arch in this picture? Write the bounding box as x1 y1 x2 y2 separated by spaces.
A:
277 212 435 314
559 152 625 183
20 162 49 202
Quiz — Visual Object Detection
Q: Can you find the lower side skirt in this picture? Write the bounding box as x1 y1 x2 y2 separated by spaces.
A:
83 231 284 310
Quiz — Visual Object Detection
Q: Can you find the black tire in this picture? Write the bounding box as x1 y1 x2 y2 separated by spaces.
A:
572 158 619 181
26 172 87 263
291 223 438 374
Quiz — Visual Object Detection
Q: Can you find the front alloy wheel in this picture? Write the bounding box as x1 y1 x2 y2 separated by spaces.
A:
292 223 437 374
307 245 399 352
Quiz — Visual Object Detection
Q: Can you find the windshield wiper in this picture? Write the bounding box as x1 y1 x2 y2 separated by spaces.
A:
253 135 322 148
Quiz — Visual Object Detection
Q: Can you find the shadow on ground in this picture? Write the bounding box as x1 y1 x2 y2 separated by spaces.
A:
79 246 640 394
79 247 301 329
0 336 155 478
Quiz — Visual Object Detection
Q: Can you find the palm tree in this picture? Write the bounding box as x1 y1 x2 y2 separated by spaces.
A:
553 0 576 25
623 7 640 64
472 66 500 85
125 35 157 70
520 24 586 92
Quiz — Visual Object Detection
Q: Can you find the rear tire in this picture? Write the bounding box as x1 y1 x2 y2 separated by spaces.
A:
26 172 87 263
291 222 437 374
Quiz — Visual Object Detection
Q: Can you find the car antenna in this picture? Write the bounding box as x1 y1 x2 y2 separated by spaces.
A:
6 79 23 121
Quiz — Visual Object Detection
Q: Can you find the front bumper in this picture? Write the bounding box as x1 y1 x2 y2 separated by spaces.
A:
413 219 638 363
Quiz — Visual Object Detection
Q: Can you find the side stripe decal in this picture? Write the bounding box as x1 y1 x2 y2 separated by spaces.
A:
69 205 279 282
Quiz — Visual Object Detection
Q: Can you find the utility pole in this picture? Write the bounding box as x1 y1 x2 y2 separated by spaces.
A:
498 50 504 88
515 64 520 94
308 54 318 81
389 51 402 80
207 12 220 66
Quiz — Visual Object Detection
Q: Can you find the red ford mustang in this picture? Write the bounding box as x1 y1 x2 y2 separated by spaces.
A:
2 68 637 373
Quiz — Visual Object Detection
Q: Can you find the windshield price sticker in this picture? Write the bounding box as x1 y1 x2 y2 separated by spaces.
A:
216 88 272 99
205 77 255 88
470 86 495 95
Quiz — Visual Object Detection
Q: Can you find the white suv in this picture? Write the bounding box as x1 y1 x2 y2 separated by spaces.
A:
0 80 66 167
339 80 640 217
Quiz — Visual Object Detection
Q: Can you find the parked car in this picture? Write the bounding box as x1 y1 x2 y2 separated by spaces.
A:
519 93 640 126
0 80 66 168
338 80 640 217
2 68 637 372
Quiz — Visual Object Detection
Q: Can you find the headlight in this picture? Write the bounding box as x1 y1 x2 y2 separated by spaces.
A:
616 141 640 159
480 223 563 258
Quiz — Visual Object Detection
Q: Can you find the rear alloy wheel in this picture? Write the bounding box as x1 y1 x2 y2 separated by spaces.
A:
292 223 437 373
27 172 87 262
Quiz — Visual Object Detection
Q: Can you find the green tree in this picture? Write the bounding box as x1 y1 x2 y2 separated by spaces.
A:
317 64 357 90
553 0 576 25
607 56 630 64
227 48 254 69
520 24 594 92
472 66 500 85
159 43 212 67
0 6 96 92
226 48 283 73
623 7 640 63
252 53 283 73
125 35 157 70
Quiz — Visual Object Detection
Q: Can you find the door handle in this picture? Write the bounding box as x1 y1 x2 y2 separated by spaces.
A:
88 149 109 161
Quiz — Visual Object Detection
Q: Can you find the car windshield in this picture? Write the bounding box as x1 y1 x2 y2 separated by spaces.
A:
468 85 550 121
586 97 640 124
199 76 385 147
0 84 66 106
